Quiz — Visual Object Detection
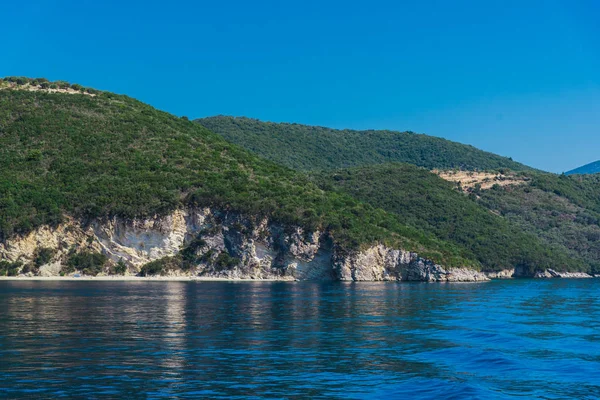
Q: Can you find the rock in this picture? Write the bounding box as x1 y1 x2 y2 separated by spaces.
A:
0 207 487 282
485 269 515 279
333 245 488 282
446 268 489 282
546 269 592 278
39 261 62 277
534 270 554 278
484 267 594 279
287 228 320 262
532 269 593 278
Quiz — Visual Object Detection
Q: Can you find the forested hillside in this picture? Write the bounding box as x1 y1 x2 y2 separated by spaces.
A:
197 115 600 274
0 78 474 268
196 116 531 172
477 173 600 274
313 164 584 273
2 77 597 275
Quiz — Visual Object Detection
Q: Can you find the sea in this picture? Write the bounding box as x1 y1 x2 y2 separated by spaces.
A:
0 279 599 399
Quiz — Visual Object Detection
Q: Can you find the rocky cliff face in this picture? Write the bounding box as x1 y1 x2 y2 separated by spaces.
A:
484 267 595 279
333 245 488 282
0 207 489 281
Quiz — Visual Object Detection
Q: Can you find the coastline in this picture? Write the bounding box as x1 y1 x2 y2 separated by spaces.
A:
0 275 596 282
0 276 290 282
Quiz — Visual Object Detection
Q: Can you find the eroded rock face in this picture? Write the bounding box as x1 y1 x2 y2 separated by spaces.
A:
92 209 193 266
0 218 101 265
0 208 486 281
534 269 593 279
333 245 489 282
485 267 594 279
485 269 515 279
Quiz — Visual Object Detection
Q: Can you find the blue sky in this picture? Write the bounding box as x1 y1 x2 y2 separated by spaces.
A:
2 0 598 172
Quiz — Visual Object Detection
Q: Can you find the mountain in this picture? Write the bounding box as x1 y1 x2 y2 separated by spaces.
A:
0 77 482 280
197 116 600 276
566 161 600 175
1 77 595 279
196 116 532 172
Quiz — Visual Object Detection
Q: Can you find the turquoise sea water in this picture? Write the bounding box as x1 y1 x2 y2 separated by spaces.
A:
0 280 599 399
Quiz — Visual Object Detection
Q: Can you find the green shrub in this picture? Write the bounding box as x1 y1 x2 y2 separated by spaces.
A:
0 261 22 276
214 251 239 270
66 251 107 276
55 80 71 89
139 257 180 276
112 259 127 275
179 237 207 269
34 247 55 267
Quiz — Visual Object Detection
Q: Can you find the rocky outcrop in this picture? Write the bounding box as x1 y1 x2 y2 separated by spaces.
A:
485 267 594 279
333 245 488 282
0 208 487 281
533 269 593 279
485 269 515 279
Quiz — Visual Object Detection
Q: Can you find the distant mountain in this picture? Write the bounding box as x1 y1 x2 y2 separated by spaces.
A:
566 161 600 175
196 116 532 172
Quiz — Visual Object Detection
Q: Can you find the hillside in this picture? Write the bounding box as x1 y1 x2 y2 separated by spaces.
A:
2 78 596 277
474 173 600 274
313 164 583 274
0 78 479 276
198 116 599 275
196 116 532 172
566 160 600 175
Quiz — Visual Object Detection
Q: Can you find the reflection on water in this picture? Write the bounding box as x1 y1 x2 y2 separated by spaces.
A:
0 280 599 398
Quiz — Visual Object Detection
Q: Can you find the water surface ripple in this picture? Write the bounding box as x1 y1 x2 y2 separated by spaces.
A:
0 280 599 398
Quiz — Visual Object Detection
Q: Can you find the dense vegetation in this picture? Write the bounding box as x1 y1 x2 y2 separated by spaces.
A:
198 116 599 274
196 116 531 172
0 260 22 276
3 79 597 274
566 160 600 175
63 252 108 276
477 173 600 274
0 87 473 268
314 164 583 273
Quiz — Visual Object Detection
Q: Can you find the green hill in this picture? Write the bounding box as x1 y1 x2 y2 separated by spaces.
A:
0 78 473 268
2 78 595 275
197 115 599 274
476 173 600 274
566 161 600 175
196 116 532 172
313 164 583 274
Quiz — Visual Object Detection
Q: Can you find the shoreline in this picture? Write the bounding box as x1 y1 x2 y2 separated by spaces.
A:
0 276 290 282
0 275 596 282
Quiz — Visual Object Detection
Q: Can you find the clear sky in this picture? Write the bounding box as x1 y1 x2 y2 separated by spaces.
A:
2 0 598 172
